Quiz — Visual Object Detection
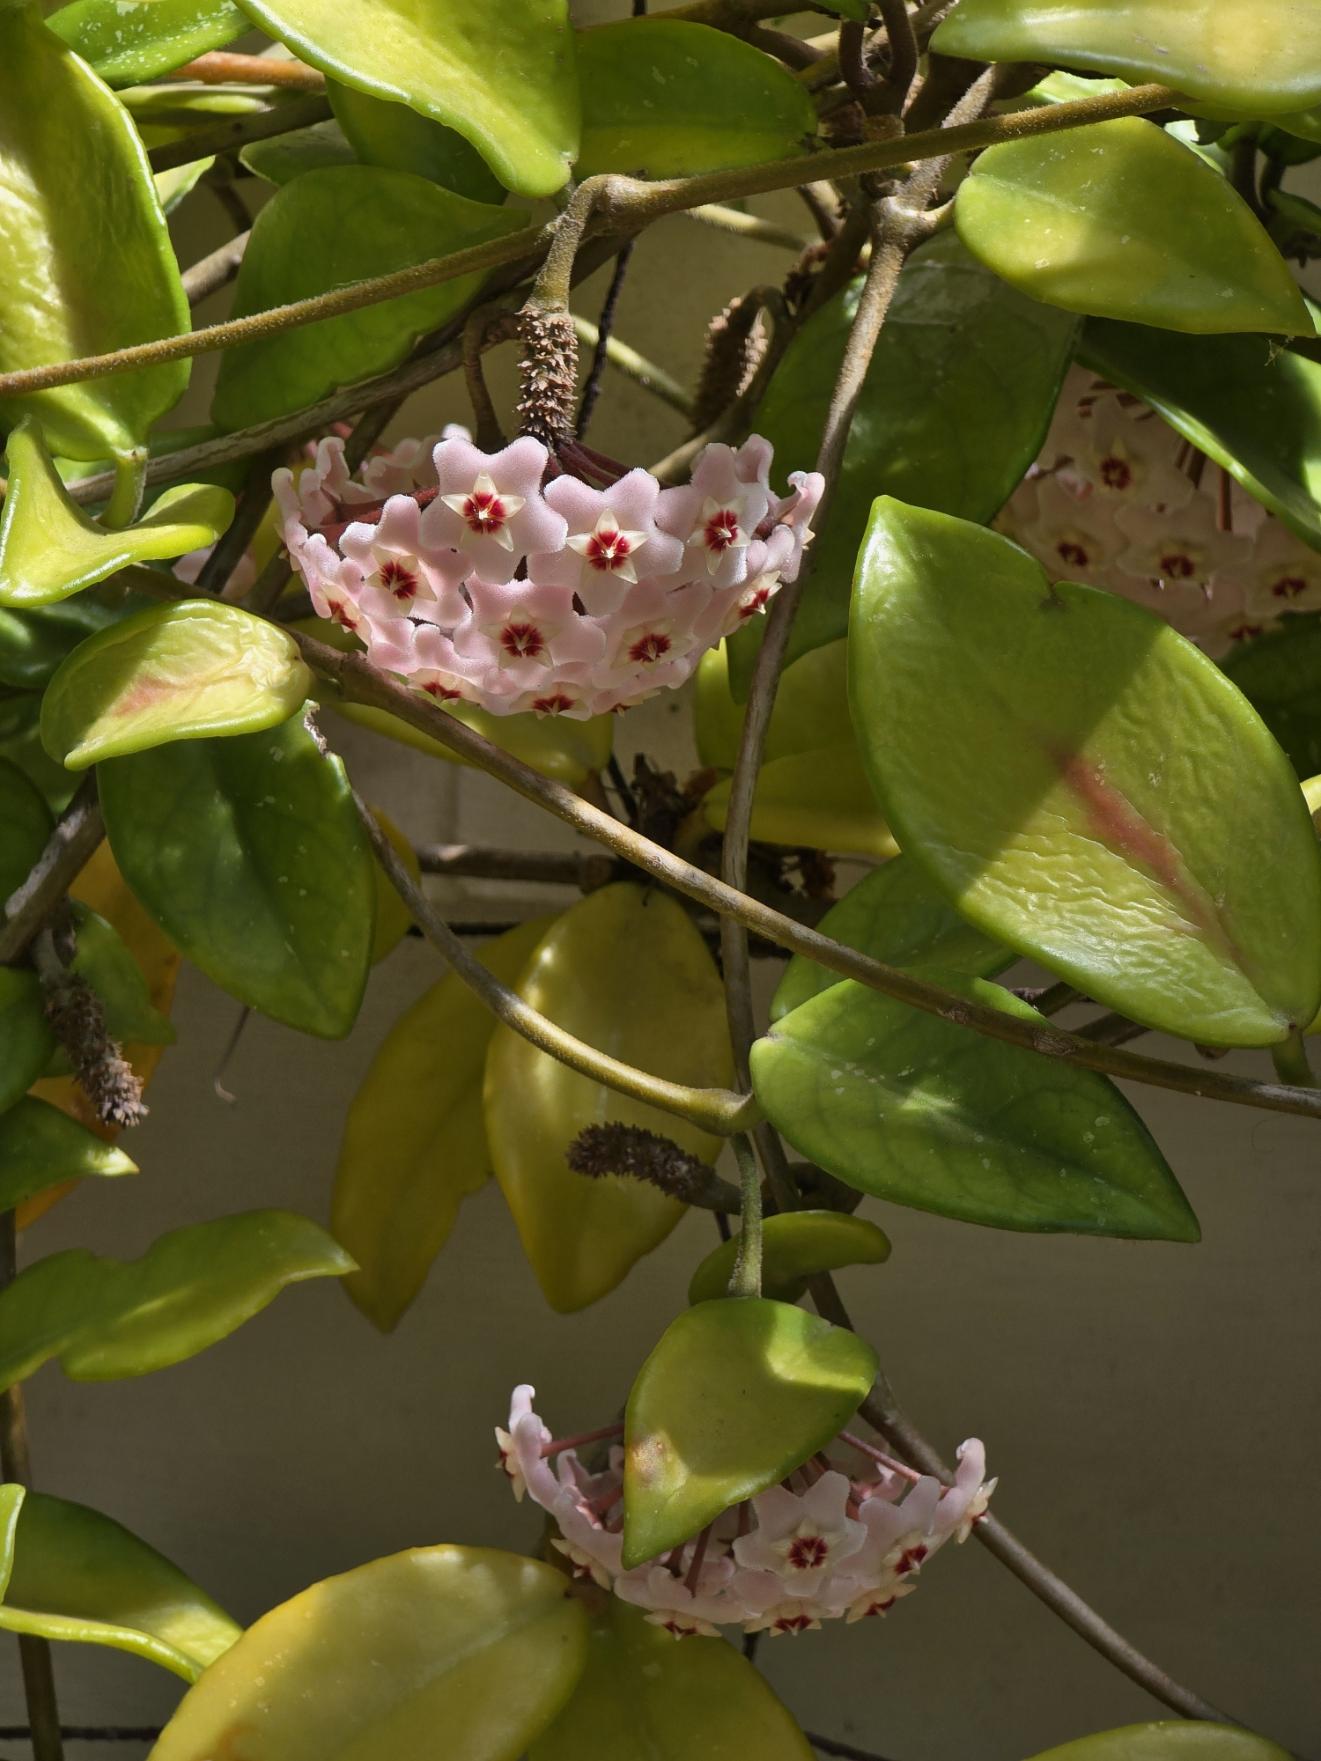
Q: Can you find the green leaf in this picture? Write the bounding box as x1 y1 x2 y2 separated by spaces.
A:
1025 1724 1291 1761
696 639 858 771
0 969 56 1114
623 1298 877 1568
210 165 527 430
850 499 1321 1046
485 884 732 1314
0 693 79 812
333 918 553 1331
530 1600 813 1761
703 748 898 859
772 856 1012 1022
65 903 175 1048
956 119 1313 337
687 1211 892 1306
1079 320 1321 549
0 1486 239 1682
0 597 128 692
0 1209 354 1393
1224 616 1321 779
40 600 313 769
932 0 1321 115
0 7 190 460
0 422 235 609
735 232 1077 679
46 0 247 87
148 1545 587 1761
0 754 52 901
100 711 375 1038
329 80 505 202
753 976 1199 1240
0 1098 136 1214
575 19 816 177
240 117 358 184
229 0 580 196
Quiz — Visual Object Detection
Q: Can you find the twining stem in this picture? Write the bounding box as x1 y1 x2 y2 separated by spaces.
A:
0 82 1178 405
0 778 102 966
300 636 1321 1126
1272 1030 1316 1087
352 790 759 1138
0 1216 64 1761
727 1136 764 1297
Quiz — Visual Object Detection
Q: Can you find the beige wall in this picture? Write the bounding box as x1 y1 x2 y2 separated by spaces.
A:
6 16 1321 1759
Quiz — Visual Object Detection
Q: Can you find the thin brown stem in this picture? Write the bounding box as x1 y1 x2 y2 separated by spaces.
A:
0 779 103 966
168 52 326 90
577 240 636 437
0 1217 64 1761
0 84 1179 406
147 93 333 175
877 0 920 111
182 231 250 307
352 790 758 1136
299 635 1321 1127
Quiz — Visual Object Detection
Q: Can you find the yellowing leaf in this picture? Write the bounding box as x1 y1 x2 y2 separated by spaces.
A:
484 884 732 1313
334 918 553 1331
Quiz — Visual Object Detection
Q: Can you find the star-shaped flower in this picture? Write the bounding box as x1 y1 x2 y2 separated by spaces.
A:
732 1473 866 1594
423 435 567 584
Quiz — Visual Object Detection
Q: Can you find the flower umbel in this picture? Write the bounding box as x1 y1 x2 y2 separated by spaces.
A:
495 1385 993 1639
274 433 822 720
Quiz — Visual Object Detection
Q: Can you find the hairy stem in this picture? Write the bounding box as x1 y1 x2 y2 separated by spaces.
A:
0 83 1178 405
353 790 759 1136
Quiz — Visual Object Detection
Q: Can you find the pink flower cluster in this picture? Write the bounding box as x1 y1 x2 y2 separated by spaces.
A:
998 367 1321 659
274 430 822 720
497 1386 993 1639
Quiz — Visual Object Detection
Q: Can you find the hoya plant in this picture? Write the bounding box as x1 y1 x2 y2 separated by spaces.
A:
0 0 1318 1756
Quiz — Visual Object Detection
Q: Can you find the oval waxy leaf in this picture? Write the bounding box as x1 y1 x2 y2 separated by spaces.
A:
46 0 247 87
0 969 56 1115
530 1599 813 1761
773 856 1012 1022
0 755 52 902
0 1209 354 1394
1025 1724 1292 1761
0 422 235 609
1224 616 1321 780
0 1486 239 1681
228 0 580 197
575 20 816 177
0 1098 136 1215
1080 320 1321 549
211 165 527 430
957 120 1313 337
0 7 189 460
484 884 733 1314
240 118 358 186
703 747 898 860
0 596 132 693
329 80 505 202
66 904 175 1048
753 976 1199 1240
334 918 552 1331
687 1211 892 1306
696 639 856 772
850 499 1321 1046
41 601 313 769
100 712 375 1037
623 1298 878 1568
148 1545 587 1761
933 0 1321 116
737 232 1077 678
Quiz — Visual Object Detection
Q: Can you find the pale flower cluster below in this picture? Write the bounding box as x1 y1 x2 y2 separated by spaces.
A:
497 1385 993 1639
273 431 823 720
998 367 1321 660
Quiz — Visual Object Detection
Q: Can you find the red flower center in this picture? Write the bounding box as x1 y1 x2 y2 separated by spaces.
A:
501 623 545 659
738 585 771 619
1159 550 1197 579
787 1534 829 1571
857 1595 897 1619
532 692 574 714
326 600 358 633
1056 540 1090 568
379 558 418 601
895 1544 929 1577
773 1614 815 1634
1272 574 1308 599
586 528 633 571
1229 621 1263 643
628 631 672 664
463 489 508 532
704 509 742 552
1099 455 1132 490
421 679 463 701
